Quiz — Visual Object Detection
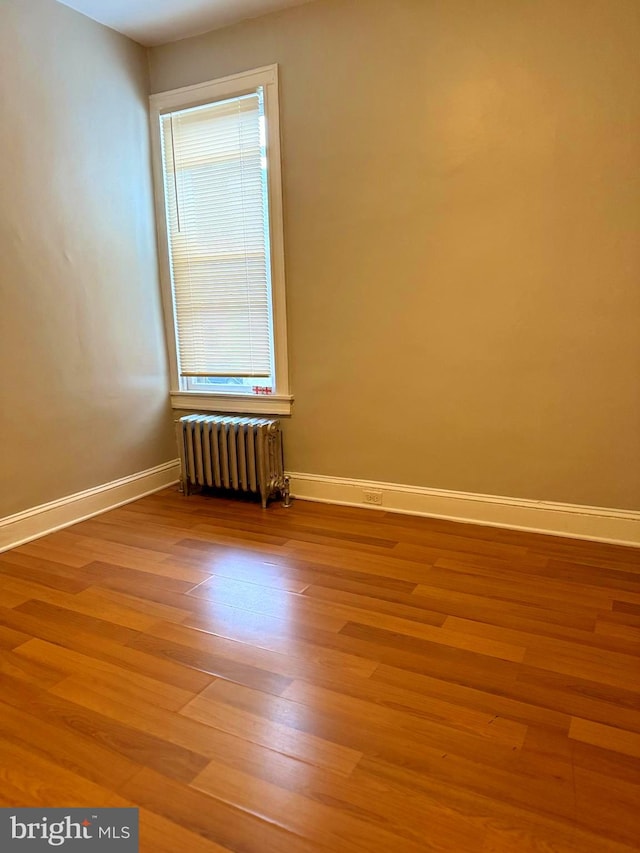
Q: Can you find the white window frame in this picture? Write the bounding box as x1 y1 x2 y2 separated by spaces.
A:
149 65 292 416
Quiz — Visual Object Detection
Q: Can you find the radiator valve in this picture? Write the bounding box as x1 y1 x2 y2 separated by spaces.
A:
282 476 292 508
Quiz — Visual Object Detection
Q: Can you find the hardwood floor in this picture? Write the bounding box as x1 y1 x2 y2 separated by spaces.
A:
1 487 639 852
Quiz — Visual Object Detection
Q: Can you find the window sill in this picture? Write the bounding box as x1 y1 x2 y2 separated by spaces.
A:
171 391 293 416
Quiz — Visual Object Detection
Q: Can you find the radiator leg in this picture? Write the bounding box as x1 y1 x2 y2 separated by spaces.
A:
282 476 292 508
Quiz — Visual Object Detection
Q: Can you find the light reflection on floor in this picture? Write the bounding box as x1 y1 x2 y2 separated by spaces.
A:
184 550 301 651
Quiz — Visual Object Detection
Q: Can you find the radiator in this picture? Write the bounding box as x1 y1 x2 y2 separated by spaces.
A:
176 415 289 508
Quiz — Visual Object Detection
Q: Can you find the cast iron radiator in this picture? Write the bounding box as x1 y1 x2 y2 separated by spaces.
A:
176 414 289 508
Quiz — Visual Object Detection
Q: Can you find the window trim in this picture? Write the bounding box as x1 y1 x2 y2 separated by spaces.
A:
149 65 292 415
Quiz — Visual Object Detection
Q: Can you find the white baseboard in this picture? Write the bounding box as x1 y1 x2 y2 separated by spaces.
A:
0 460 180 553
286 472 640 548
2 463 636 552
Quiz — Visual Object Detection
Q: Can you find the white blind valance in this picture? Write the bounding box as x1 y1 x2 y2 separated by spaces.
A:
160 92 272 378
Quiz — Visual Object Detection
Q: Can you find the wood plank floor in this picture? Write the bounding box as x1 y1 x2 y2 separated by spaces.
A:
1 487 639 852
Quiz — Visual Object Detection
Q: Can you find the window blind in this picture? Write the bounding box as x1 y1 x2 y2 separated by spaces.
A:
160 91 272 378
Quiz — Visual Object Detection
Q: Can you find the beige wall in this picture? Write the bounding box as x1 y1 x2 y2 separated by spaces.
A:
150 0 640 510
0 0 176 518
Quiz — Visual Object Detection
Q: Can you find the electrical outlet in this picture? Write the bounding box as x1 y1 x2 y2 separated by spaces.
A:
363 489 383 506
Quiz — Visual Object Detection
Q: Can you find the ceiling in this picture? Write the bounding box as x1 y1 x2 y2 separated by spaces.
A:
56 0 314 46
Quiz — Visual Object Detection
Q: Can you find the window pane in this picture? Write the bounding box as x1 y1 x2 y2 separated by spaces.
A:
160 91 274 379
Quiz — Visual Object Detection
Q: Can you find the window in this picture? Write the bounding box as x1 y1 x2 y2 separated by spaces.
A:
150 66 291 415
